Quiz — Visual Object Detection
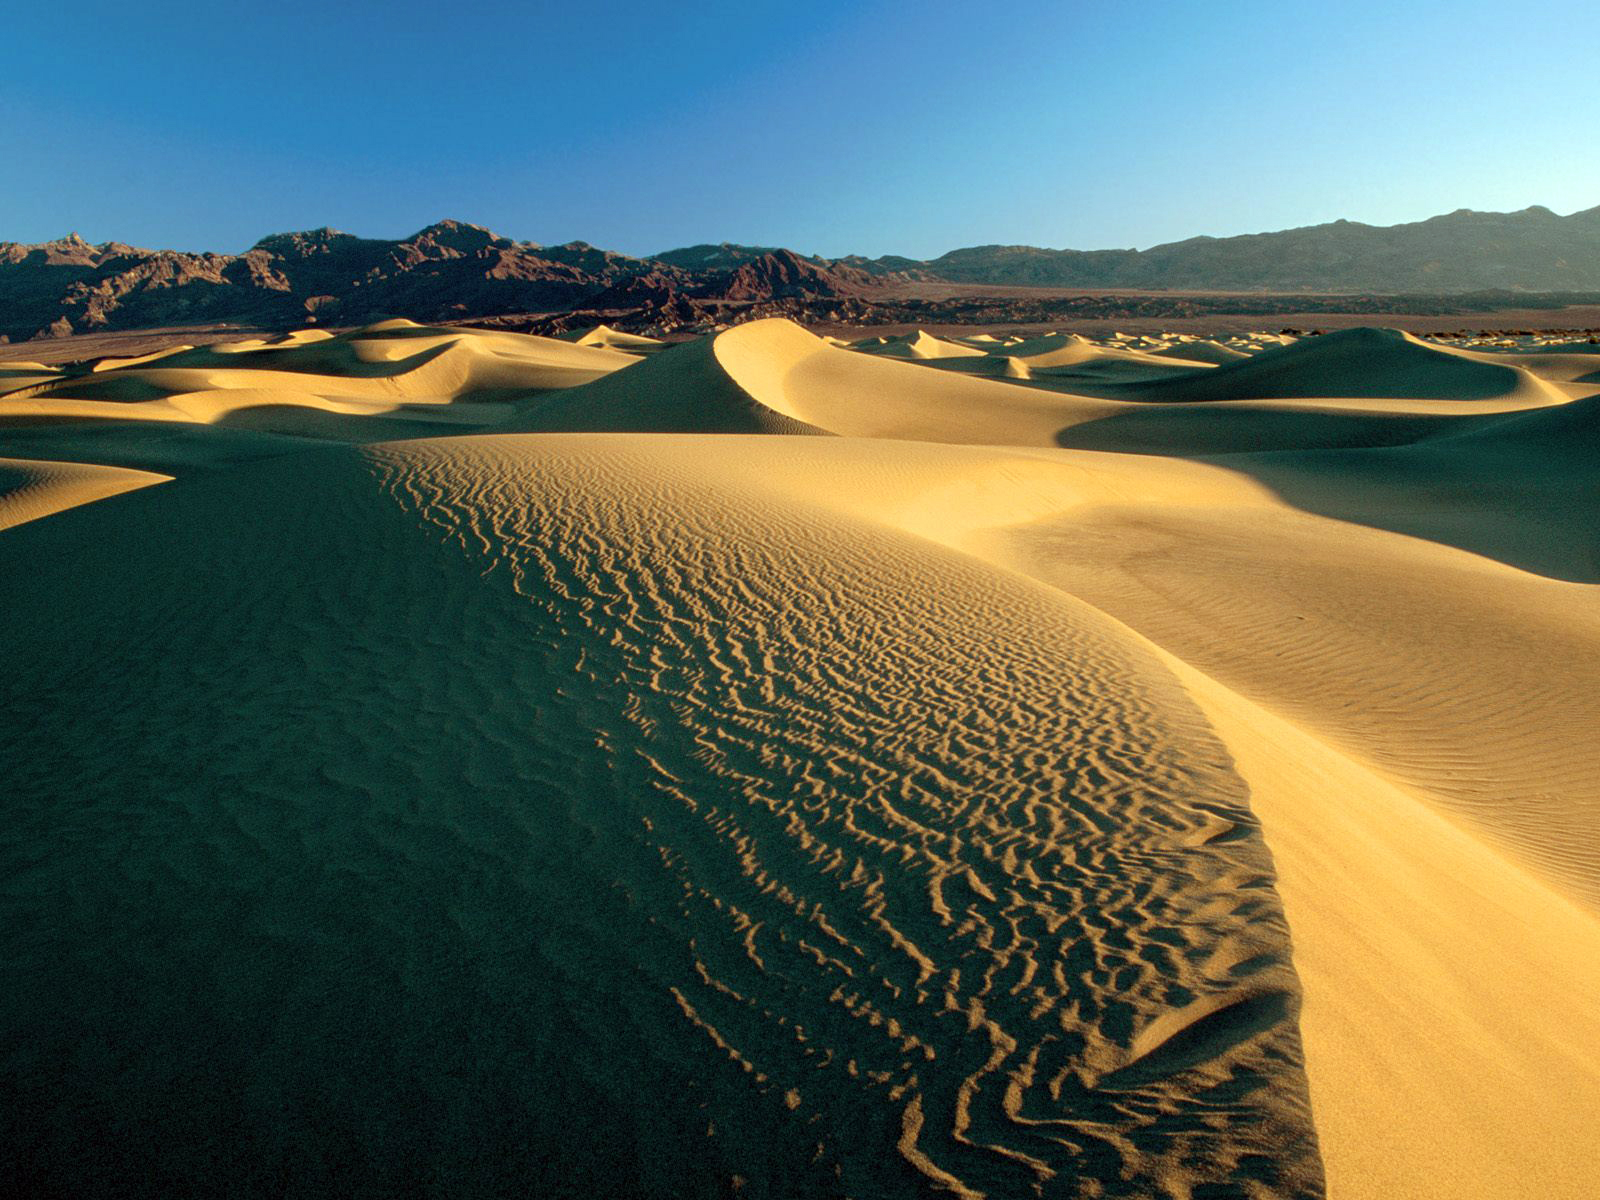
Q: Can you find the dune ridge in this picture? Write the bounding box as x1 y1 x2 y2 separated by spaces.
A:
1 435 1323 1199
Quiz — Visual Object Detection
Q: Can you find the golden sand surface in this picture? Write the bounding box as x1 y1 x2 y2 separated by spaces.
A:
3 317 1596 1198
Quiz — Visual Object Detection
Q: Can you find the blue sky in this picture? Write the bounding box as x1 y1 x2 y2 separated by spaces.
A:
3 0 1596 257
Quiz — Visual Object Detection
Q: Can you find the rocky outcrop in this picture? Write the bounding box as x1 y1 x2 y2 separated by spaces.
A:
0 222 635 342
718 249 880 301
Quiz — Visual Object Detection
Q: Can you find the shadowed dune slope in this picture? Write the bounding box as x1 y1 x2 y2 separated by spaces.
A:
1118 326 1560 403
0 421 338 477
1445 384 1600 455
1056 400 1476 457
513 334 829 435
1221 391 1600 582
0 433 1323 1200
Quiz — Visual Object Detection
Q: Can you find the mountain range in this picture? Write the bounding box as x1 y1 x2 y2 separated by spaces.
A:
3 204 1598 342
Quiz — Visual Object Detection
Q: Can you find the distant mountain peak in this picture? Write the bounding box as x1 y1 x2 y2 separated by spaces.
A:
720 249 881 301
250 226 355 254
921 203 1600 292
405 220 509 254
651 243 789 271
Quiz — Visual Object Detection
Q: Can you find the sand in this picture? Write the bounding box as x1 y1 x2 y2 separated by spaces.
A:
566 324 671 353
2 317 1595 1199
0 455 169 530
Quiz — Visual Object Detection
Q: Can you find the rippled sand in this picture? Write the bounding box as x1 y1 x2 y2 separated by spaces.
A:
3 319 1597 1199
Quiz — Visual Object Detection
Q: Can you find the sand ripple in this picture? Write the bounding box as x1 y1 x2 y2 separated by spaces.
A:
0 435 1320 1198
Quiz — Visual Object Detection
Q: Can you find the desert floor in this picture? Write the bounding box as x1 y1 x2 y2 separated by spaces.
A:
3 319 1596 1199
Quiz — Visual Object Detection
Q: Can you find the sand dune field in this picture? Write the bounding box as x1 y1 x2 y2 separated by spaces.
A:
2 318 1596 1199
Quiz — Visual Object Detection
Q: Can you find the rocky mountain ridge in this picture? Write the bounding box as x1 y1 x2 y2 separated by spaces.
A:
4 205 1599 342
0 221 895 342
916 205 1600 292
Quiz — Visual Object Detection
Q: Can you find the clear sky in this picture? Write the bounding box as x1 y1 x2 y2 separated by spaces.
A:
3 0 1596 258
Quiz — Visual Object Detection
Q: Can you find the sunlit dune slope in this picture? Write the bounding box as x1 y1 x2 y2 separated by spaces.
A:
1164 650 1600 1200
989 458 1600 905
0 455 168 530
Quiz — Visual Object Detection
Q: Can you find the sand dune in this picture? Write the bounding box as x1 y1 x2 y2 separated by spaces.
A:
1119 327 1563 405
850 329 990 359
989 460 1600 904
1147 338 1253 365
990 332 1212 374
1009 337 1212 373
514 331 828 435
0 455 168 530
568 323 669 353
516 318 1124 444
0 360 72 395
0 435 1323 1199
3 316 1596 1198
1225 391 1600 582
1168 651 1600 1200
1 321 636 443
